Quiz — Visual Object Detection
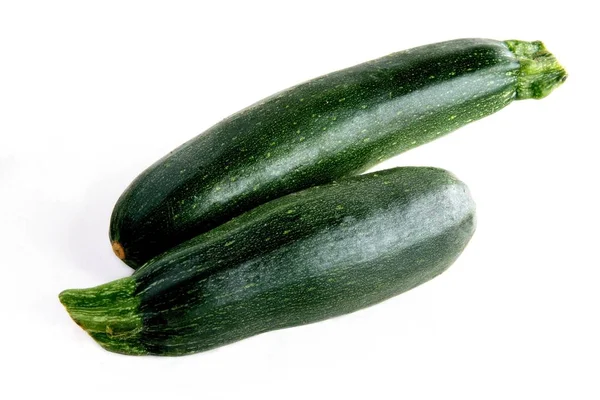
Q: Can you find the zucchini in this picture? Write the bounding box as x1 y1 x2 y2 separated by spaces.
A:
62 167 476 356
110 38 565 268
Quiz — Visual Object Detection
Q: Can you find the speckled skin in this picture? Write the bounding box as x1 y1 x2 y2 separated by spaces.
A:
62 167 476 356
110 38 565 268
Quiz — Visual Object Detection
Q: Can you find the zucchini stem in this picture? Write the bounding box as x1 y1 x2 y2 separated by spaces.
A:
59 277 146 355
505 40 567 100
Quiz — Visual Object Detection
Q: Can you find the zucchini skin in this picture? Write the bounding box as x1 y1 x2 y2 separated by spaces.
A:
110 39 565 268
62 167 476 356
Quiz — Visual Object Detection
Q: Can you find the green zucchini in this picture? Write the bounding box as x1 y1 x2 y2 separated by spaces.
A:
62 167 475 356
110 38 565 268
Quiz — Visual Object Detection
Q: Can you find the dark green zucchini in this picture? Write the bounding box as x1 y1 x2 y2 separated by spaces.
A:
110 39 565 268
62 167 475 356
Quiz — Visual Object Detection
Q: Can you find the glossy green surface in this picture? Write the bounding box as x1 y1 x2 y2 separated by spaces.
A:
110 38 565 268
63 167 476 356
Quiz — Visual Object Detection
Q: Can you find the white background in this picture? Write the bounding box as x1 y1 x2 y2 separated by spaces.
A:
1 1 598 398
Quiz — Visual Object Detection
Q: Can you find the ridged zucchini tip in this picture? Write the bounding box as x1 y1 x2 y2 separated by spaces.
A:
504 40 567 99
59 278 146 355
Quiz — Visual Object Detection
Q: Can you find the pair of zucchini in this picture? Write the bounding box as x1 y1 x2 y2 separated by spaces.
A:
60 38 566 356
